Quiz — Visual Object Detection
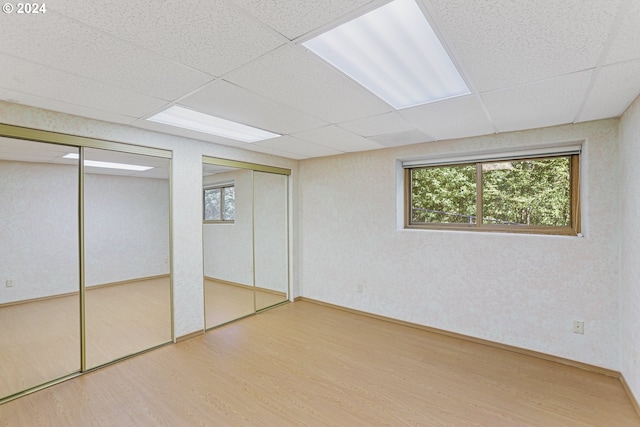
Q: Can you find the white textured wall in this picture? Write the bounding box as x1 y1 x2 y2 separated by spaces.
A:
84 174 170 286
0 101 298 338
620 94 640 402
0 161 79 303
299 120 621 369
203 170 253 285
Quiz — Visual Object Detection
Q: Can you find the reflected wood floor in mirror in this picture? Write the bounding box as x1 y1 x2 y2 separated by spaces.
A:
204 278 286 329
0 277 171 399
1 301 638 426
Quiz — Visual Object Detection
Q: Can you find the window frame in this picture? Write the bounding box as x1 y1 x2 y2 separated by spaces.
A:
203 183 235 223
405 154 580 236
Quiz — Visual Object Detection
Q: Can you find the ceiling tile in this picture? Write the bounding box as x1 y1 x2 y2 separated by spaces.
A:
0 11 213 101
50 0 287 76
254 135 342 158
428 0 620 91
292 125 383 152
399 95 494 140
481 70 593 133
230 0 373 39
339 112 416 137
0 54 166 119
368 129 434 147
578 59 640 123
0 88 138 126
604 0 640 64
179 79 327 134
245 143 310 160
224 43 392 123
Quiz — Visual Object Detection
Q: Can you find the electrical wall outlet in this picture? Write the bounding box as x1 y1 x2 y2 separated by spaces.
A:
356 283 363 293
573 321 584 334
5 279 13 288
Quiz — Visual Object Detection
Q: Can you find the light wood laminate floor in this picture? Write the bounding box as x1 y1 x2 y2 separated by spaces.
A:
204 279 287 328
0 277 171 399
1 301 638 426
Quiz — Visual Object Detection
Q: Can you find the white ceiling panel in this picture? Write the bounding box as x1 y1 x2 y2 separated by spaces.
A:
0 1 638 160
0 55 166 118
578 59 640 123
339 112 416 137
240 140 310 160
293 125 383 152
0 88 138 126
49 0 287 76
0 11 214 101
428 0 619 92
254 135 343 158
604 0 640 65
368 129 435 147
230 0 375 40
399 95 495 140
482 71 593 133
224 43 392 123
179 79 327 134
133 118 250 150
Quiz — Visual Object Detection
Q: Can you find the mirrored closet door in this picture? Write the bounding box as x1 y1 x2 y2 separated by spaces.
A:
202 158 290 329
84 148 172 369
253 171 289 311
203 164 255 328
0 138 81 399
0 126 173 402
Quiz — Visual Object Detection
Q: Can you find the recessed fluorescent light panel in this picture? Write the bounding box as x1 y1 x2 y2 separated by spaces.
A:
302 0 470 109
146 105 280 143
63 153 154 171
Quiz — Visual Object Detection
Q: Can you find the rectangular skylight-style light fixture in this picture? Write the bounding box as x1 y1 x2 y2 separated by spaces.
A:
63 153 154 171
302 0 470 109
146 105 281 143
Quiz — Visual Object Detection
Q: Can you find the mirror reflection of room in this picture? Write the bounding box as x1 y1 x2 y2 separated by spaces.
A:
202 161 290 330
0 138 80 400
253 171 289 311
203 165 254 328
0 138 173 400
83 148 172 369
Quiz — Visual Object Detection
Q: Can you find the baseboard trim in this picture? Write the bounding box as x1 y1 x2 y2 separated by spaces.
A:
621 373 640 418
87 274 170 290
175 330 204 343
205 276 253 290
204 276 286 297
294 297 619 378
0 274 171 308
0 290 78 308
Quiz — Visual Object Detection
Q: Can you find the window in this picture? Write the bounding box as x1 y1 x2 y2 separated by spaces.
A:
204 184 235 222
405 151 580 235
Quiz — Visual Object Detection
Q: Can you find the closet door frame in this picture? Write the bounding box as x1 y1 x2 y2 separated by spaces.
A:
0 123 174 403
202 156 291 330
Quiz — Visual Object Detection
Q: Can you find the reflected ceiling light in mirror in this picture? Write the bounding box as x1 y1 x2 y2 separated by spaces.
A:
63 153 154 171
302 0 470 109
147 105 281 143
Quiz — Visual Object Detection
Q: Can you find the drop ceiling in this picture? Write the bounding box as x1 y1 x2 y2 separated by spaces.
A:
0 0 639 160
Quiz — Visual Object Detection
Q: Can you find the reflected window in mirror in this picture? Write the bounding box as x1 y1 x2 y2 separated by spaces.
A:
204 184 235 222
